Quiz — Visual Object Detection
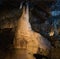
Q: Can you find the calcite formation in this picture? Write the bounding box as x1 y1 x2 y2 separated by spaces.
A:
14 3 51 59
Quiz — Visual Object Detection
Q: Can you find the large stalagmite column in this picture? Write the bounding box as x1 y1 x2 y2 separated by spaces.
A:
13 2 51 59
13 2 39 59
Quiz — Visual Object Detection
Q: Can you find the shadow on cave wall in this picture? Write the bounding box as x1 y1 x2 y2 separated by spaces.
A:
0 28 14 53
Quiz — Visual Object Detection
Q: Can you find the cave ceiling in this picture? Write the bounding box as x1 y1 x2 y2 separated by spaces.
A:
0 0 56 24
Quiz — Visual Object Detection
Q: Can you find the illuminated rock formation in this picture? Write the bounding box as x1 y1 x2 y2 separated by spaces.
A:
13 2 51 59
